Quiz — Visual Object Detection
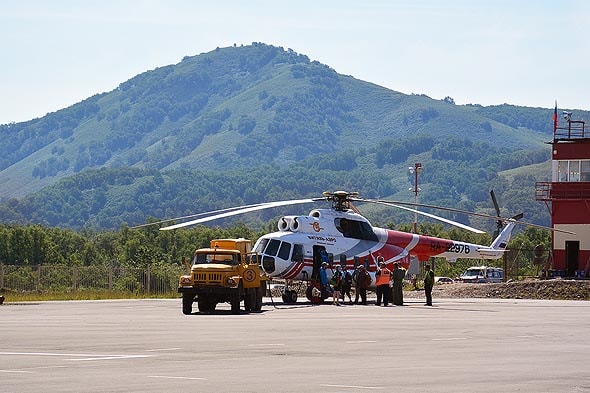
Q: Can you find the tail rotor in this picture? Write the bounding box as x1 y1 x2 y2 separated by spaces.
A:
490 190 503 238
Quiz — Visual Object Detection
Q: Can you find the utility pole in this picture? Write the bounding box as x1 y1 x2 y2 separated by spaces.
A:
408 162 423 234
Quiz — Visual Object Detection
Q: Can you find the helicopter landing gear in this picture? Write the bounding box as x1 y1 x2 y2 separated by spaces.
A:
282 289 298 304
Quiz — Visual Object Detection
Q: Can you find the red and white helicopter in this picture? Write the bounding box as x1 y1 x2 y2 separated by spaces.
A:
156 190 557 303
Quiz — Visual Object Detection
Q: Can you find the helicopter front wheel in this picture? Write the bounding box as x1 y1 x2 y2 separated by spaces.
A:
282 290 297 304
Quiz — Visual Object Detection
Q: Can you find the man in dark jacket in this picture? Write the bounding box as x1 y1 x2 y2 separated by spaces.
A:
391 262 406 305
424 264 435 306
354 265 371 305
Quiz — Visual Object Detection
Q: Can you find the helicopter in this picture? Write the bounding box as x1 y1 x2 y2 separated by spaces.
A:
152 190 558 304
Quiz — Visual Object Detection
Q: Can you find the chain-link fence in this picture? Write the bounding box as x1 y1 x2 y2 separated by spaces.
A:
0 264 185 295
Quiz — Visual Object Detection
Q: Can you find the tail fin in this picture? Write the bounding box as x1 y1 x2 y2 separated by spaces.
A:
490 214 522 250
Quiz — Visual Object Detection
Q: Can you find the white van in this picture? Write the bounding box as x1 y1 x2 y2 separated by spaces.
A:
459 266 503 283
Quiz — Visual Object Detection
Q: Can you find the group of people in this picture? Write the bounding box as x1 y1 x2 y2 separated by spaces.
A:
320 261 372 306
318 255 436 307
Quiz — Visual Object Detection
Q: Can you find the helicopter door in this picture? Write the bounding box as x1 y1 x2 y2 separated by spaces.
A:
312 245 328 282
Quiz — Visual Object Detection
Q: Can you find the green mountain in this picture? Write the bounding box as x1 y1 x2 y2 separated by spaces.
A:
0 43 586 231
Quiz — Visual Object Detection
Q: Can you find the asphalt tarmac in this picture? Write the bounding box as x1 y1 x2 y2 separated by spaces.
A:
1 297 590 393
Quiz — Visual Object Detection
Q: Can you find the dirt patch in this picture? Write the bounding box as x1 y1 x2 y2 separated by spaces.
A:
404 279 590 301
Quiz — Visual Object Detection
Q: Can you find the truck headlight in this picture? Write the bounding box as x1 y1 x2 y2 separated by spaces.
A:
180 276 192 285
227 277 236 286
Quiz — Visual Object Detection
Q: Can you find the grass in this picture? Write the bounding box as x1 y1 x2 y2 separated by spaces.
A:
1 290 179 303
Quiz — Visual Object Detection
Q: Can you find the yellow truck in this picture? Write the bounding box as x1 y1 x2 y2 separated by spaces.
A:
178 238 267 314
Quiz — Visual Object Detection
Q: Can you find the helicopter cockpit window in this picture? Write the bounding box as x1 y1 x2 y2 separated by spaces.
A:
278 241 291 260
264 239 281 257
253 238 269 254
335 218 378 241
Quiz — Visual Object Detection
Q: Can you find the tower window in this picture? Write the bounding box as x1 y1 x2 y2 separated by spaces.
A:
557 160 590 182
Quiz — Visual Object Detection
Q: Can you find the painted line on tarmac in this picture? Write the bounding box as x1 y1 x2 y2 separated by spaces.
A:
249 343 285 346
431 337 467 341
346 340 377 344
67 355 153 361
0 365 68 374
321 384 383 390
0 351 154 361
145 347 183 352
148 375 206 380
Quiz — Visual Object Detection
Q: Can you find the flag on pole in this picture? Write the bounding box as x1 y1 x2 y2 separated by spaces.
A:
553 101 558 133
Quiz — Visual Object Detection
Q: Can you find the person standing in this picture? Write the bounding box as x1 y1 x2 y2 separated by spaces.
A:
331 265 343 306
341 267 353 305
375 261 391 306
319 262 331 300
391 262 406 306
424 264 435 306
354 265 371 305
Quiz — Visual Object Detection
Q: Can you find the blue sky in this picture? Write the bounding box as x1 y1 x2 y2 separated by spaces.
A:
1 0 589 124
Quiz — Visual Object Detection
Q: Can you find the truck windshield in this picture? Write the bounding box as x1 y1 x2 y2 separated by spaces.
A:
194 253 238 265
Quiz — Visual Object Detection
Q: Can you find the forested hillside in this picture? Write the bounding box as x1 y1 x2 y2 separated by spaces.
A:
0 43 587 231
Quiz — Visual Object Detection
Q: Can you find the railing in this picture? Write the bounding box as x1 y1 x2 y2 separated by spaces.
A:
0 264 185 294
535 181 590 201
554 120 587 140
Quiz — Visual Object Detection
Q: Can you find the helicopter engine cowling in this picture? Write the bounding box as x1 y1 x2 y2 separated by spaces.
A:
289 217 300 232
278 216 291 231
277 216 301 232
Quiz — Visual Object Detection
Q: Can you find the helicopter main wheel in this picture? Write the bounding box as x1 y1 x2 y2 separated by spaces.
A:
282 290 297 304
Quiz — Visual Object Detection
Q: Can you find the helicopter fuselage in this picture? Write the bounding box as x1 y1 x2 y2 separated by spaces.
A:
252 207 511 285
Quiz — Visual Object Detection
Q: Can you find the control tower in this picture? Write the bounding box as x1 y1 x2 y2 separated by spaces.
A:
535 107 590 277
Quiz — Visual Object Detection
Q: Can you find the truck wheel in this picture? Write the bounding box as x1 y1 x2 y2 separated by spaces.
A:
244 288 254 312
230 293 240 314
254 286 263 311
182 294 194 315
198 299 216 312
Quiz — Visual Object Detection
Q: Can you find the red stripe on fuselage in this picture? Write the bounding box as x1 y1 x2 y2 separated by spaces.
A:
280 260 308 279
384 229 454 263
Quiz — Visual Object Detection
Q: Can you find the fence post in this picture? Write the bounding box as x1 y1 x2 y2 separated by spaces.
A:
146 264 151 295
109 266 113 292
72 265 77 291
37 265 41 291
0 263 3 289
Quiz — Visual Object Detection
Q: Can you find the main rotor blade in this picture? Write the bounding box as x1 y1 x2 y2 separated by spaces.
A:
159 198 320 230
365 198 575 235
368 200 486 234
131 202 270 229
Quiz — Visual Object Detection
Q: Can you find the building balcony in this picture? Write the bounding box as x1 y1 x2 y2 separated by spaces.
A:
535 181 590 201
554 121 588 141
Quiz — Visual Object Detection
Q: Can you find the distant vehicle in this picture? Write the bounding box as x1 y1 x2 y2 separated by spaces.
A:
434 276 454 284
459 266 503 283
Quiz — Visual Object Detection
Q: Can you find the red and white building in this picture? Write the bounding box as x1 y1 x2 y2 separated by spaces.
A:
536 109 590 277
